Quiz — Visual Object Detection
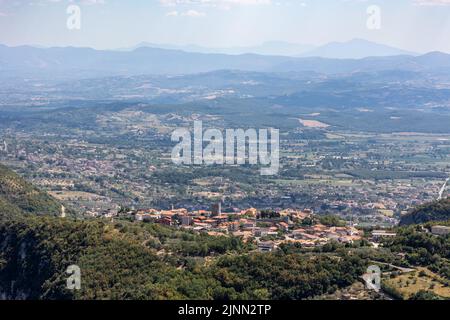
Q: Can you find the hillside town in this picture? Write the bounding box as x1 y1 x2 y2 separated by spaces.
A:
93 204 363 251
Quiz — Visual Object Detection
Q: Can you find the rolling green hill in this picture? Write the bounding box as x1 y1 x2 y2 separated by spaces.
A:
0 164 62 217
400 198 450 226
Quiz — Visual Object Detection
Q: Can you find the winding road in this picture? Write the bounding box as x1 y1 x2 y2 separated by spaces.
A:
438 177 449 200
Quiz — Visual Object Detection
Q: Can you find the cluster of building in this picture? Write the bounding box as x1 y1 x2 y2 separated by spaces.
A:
131 204 362 251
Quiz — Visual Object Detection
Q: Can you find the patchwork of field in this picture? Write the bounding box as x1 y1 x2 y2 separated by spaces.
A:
49 191 107 201
299 119 330 128
273 179 357 186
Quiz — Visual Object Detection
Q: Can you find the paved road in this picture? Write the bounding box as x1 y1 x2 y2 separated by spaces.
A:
370 260 415 273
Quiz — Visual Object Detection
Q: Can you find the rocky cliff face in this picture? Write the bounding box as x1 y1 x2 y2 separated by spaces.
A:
0 217 75 300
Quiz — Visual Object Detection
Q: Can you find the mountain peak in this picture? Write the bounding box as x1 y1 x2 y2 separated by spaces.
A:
300 39 417 59
421 51 450 58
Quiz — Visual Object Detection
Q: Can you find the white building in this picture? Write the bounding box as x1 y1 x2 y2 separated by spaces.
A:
431 225 450 236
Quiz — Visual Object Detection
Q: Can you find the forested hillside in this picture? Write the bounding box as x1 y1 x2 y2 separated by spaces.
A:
0 163 366 300
400 198 450 226
2 163 447 300
0 214 365 299
0 164 62 217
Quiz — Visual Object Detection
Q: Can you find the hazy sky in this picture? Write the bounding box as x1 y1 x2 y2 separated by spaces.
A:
1 0 450 53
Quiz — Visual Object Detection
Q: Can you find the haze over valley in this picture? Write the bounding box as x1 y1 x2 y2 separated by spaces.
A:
1 0 449 302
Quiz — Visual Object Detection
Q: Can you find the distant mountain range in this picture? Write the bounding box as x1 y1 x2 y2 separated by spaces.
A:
299 39 417 59
0 42 449 80
119 41 315 57
120 39 417 59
